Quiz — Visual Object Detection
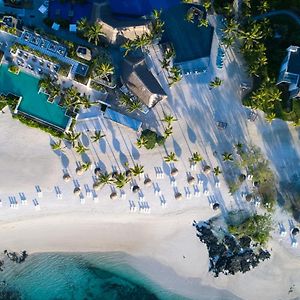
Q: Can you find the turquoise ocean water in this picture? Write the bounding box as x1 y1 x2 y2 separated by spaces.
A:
0 252 188 300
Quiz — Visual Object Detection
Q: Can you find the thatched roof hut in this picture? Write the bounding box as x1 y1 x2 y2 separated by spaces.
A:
187 176 195 185
110 191 118 200
132 185 140 193
144 178 152 187
63 173 71 182
73 187 81 196
203 165 211 174
170 167 178 177
94 167 101 176
76 166 84 176
175 192 183 200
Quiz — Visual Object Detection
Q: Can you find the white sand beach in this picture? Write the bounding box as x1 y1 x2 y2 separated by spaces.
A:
0 16 300 300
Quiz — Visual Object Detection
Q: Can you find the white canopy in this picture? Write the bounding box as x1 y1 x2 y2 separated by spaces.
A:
52 22 60 31
38 4 47 14
69 24 77 32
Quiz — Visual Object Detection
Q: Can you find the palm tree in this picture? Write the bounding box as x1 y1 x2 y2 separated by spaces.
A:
85 23 105 45
134 33 152 49
234 142 243 155
213 166 222 176
75 142 89 154
98 172 114 186
91 130 105 143
136 136 147 148
161 114 177 125
64 131 81 147
164 125 173 138
122 40 134 57
81 161 92 172
119 94 131 107
189 152 203 164
159 57 170 69
258 0 269 14
203 0 211 11
77 17 88 32
164 47 175 60
169 66 182 86
222 152 233 162
198 18 209 27
51 139 64 152
164 152 178 163
222 35 235 48
94 62 114 81
127 101 142 113
152 8 162 20
239 23 263 50
114 172 130 189
209 77 223 89
130 164 144 177
185 10 194 23
265 112 276 123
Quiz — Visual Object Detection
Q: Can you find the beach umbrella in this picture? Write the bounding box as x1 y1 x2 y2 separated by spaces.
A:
187 176 195 185
175 192 183 200
212 203 220 210
125 169 132 178
63 173 71 182
94 167 101 176
144 178 152 187
76 166 84 176
110 191 118 200
203 165 211 174
245 194 252 202
132 185 140 193
170 167 178 177
73 187 81 196
93 181 101 191
292 227 299 236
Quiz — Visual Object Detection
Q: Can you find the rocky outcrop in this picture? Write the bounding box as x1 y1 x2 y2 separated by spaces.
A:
195 222 270 277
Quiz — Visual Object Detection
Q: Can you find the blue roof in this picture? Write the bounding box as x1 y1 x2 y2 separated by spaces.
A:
109 0 180 16
104 108 142 131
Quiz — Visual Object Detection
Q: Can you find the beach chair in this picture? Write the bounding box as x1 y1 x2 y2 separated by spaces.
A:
93 195 99 203
37 191 43 198
171 179 177 187
215 181 220 188
204 189 210 196
86 191 92 198
292 241 298 248
80 194 85 204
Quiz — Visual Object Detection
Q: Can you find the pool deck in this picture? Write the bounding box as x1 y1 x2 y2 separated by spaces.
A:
0 63 70 130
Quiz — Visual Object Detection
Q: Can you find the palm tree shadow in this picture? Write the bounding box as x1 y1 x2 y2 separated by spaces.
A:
81 153 91 163
187 124 197 144
81 132 90 147
99 139 106 153
119 151 128 165
173 138 182 157
60 153 69 169
112 136 120 152
95 160 107 172
131 144 140 160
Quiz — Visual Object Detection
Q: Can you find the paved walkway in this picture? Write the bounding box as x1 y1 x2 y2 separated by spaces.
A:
254 9 300 26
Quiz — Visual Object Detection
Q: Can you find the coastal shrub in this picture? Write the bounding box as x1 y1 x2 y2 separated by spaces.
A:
58 62 71 77
140 129 165 149
228 213 273 245
13 114 64 138
8 65 20 74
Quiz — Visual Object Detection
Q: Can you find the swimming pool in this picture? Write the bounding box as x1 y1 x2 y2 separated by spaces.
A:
0 64 70 130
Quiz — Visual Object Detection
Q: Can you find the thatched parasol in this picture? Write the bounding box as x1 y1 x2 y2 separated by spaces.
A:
73 187 81 196
93 181 101 191
187 176 195 185
212 203 220 210
175 192 183 200
292 227 299 236
94 167 101 176
144 178 152 187
76 166 84 176
245 194 252 202
63 173 71 182
110 191 118 200
132 185 140 193
203 165 211 174
125 169 132 178
170 167 178 177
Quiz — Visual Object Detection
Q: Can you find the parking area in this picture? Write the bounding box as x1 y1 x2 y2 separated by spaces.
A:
20 30 67 56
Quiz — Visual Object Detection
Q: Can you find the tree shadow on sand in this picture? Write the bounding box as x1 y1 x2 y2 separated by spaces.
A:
173 138 182 158
99 138 106 154
81 132 90 147
187 124 197 144
131 144 140 160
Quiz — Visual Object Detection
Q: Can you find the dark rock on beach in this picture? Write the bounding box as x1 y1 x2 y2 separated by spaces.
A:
195 222 270 277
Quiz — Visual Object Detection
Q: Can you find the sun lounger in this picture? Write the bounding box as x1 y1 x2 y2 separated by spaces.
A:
80 194 85 204
171 179 177 187
35 204 40 211
204 189 210 196
247 174 253 180
280 230 287 237
292 241 298 248
198 178 203 185
93 195 98 203
86 191 92 198
215 181 220 188
37 191 43 198
21 199 28 205
121 191 126 199
186 191 191 199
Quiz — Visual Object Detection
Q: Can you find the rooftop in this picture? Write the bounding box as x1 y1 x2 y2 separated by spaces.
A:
160 4 214 63
287 46 300 75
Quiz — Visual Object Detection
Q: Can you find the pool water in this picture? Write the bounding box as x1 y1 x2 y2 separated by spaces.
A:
0 64 69 130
